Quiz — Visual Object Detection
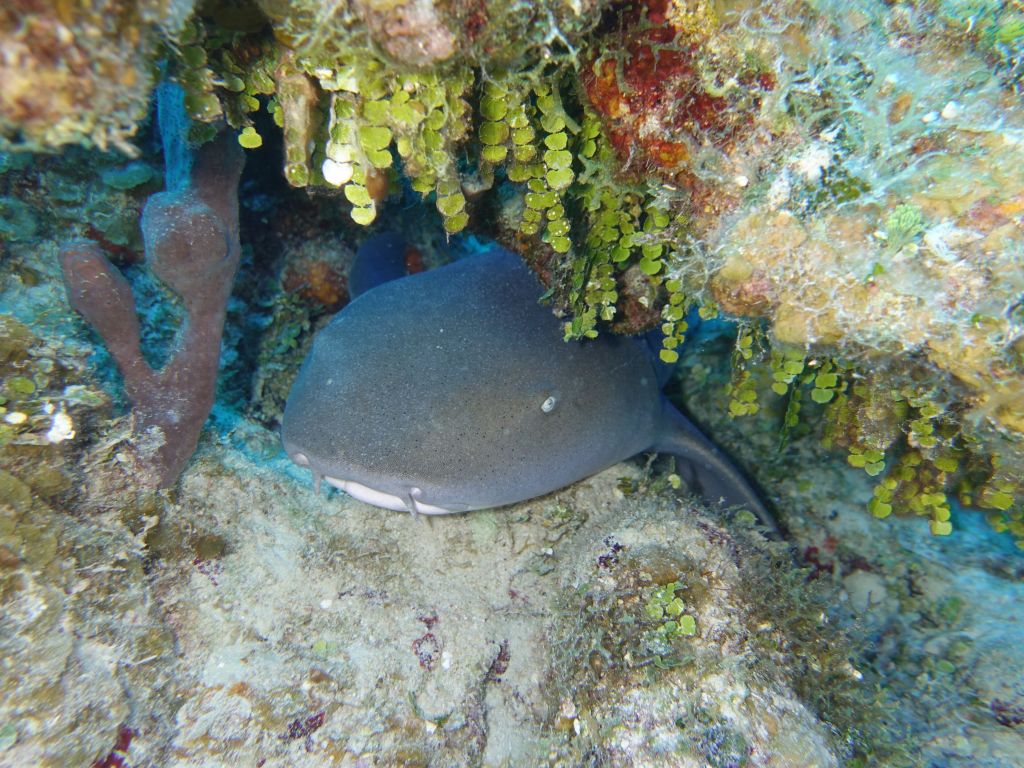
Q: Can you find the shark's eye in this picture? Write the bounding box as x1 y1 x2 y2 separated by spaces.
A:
541 394 558 413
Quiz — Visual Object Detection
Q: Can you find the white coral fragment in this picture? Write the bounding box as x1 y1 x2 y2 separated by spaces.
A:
46 407 75 443
794 144 831 183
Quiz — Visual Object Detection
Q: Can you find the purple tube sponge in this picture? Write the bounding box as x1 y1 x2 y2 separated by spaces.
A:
60 133 244 487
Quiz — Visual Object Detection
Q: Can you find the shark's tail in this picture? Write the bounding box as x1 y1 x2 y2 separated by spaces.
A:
654 401 783 540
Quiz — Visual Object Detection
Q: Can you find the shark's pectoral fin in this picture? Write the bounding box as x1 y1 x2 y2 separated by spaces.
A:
654 400 783 539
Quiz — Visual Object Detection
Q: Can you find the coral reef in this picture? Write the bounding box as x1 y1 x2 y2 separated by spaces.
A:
4 0 1017 542
701 2 1024 411
0 0 195 154
0 469 179 767
59 105 244 487
1 1 1023 765
0 312 178 766
569 0 1024 543
11 0 1020 433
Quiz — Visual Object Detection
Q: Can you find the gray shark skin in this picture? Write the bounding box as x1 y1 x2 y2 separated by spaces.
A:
282 239 779 536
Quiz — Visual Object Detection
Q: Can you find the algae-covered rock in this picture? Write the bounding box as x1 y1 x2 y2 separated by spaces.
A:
0 314 106 482
0 0 195 154
0 196 37 241
651 0 1024 441
545 515 856 767
0 469 176 766
112 422 889 766
0 310 177 766
254 0 605 69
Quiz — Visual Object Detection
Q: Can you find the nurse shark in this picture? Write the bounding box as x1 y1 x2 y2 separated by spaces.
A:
282 234 779 537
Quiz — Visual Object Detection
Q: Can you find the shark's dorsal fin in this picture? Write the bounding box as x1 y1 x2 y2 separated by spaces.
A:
348 232 413 299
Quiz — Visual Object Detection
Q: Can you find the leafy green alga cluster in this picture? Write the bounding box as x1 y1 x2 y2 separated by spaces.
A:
174 5 701 352
479 76 577 251
175 4 609 236
643 581 697 668
721 334 1024 547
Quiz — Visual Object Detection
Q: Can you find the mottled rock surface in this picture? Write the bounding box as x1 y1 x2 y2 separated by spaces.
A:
138 419 850 766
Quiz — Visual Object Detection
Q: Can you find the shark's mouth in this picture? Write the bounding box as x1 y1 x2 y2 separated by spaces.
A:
289 451 453 515
324 476 453 515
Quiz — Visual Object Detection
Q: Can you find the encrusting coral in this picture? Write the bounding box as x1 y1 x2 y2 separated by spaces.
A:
0 0 196 154
59 89 244 488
